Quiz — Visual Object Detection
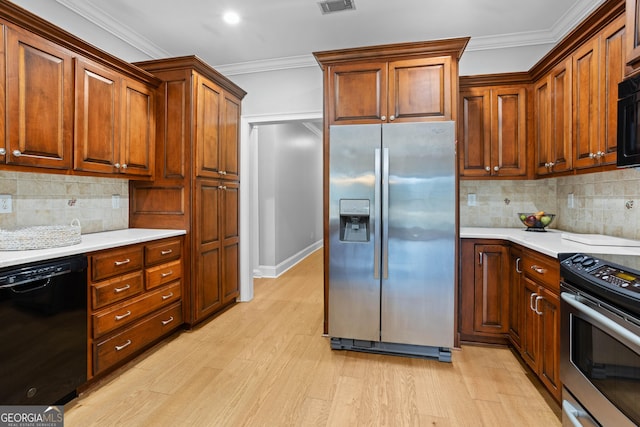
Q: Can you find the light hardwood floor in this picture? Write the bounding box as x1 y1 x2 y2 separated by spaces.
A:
66 248 561 426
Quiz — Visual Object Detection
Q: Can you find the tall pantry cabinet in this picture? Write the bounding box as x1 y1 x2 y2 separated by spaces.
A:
130 56 246 326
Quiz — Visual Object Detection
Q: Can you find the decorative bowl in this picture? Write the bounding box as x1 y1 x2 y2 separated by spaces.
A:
518 212 555 232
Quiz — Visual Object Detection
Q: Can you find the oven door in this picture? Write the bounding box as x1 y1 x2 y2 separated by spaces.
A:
560 287 640 427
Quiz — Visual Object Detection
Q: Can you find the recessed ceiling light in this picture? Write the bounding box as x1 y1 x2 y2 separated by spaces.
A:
223 11 240 25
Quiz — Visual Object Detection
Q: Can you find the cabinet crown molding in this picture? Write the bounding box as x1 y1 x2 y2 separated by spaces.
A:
313 37 470 68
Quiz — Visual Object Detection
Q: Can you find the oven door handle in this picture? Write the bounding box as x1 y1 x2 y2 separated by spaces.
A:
562 400 596 427
561 292 640 349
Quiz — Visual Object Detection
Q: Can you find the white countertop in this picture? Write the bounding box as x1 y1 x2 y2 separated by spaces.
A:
0 228 186 269
460 227 640 258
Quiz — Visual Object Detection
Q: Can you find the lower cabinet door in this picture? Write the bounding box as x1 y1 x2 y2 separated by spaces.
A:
93 302 182 375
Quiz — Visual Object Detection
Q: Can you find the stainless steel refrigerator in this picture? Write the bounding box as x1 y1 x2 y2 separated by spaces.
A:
328 121 456 362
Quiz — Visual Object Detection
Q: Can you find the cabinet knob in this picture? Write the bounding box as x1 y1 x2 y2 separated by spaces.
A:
485 166 491 172
0 148 5 155
596 151 604 158
114 163 121 169
588 152 596 159
381 116 386 121
493 166 499 172
12 150 21 157
218 185 227 190
219 170 227 175
389 115 395 121
121 164 128 169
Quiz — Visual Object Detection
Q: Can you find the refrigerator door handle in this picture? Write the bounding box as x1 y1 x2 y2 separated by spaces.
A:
374 148 381 279
382 147 389 279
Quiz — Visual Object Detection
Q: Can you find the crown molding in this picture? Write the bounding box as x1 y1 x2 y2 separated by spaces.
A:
55 0 171 58
56 0 606 75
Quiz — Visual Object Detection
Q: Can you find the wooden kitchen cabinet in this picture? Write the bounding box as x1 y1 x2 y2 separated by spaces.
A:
519 248 561 402
459 239 510 344
193 180 239 319
88 237 184 378
459 82 527 178
195 73 241 181
573 16 625 170
5 26 74 170
74 56 155 178
534 59 573 176
0 3 160 177
130 56 245 326
315 39 468 125
508 246 523 351
626 0 640 72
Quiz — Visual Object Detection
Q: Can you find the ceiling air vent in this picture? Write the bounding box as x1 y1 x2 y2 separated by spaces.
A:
318 0 355 14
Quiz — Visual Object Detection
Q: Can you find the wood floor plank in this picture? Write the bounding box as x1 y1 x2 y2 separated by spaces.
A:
64 248 561 426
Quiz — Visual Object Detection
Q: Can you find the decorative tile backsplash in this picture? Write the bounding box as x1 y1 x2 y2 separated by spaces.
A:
0 171 128 234
460 168 640 240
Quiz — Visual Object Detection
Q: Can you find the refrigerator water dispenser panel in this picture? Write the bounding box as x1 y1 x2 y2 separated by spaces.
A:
339 199 370 242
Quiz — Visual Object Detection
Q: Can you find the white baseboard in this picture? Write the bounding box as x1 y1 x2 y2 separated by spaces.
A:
255 240 322 278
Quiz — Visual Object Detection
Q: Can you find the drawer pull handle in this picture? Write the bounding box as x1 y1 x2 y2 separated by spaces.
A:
161 316 174 326
115 310 132 320
115 340 132 351
160 249 173 255
162 292 174 300
531 265 547 274
114 258 131 266
114 284 131 293
161 270 174 278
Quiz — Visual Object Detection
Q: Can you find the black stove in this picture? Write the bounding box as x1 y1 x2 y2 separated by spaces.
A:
560 252 640 318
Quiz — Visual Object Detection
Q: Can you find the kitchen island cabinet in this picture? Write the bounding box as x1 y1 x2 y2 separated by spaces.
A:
130 56 246 326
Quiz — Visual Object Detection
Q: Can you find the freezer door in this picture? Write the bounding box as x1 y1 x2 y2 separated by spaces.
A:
381 122 456 348
328 124 381 341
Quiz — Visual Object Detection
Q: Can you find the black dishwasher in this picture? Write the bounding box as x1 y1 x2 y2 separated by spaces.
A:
0 255 87 405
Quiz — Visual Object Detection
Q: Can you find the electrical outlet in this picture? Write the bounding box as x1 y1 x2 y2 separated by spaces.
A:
467 193 477 206
0 194 12 213
112 194 120 209
568 193 574 209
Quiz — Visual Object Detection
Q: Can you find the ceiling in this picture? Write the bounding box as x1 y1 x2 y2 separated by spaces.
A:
11 0 607 75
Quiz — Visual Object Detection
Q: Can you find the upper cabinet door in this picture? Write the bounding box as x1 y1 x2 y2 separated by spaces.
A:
459 88 491 177
6 27 73 169
388 56 452 122
121 78 155 177
220 92 241 181
490 87 526 176
74 57 121 174
572 38 601 170
195 74 222 178
326 62 388 124
626 0 640 72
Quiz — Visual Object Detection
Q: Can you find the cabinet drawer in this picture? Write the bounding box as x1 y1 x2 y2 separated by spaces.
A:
93 302 182 375
91 271 144 309
522 251 560 292
92 281 181 338
145 238 181 265
91 246 144 282
145 260 182 290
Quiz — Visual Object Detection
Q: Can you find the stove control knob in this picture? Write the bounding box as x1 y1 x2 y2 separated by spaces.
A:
572 255 585 264
601 275 609 281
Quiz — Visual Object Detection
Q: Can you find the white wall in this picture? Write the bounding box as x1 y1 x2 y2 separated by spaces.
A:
255 122 323 277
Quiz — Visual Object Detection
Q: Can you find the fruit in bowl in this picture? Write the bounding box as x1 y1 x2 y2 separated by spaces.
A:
518 211 555 231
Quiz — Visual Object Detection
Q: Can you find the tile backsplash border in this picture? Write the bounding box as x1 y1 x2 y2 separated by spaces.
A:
460 168 640 240
0 170 128 234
